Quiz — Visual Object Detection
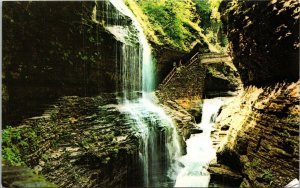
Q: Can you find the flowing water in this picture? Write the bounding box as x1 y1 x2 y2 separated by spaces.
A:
175 98 229 187
97 0 182 186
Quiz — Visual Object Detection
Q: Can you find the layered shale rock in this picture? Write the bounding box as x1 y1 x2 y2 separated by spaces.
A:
210 82 299 187
220 0 299 85
2 1 132 125
2 94 141 187
212 1 300 187
204 61 242 95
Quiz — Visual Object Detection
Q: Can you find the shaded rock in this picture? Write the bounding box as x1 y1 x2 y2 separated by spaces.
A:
190 128 203 134
213 81 300 187
236 136 249 155
220 0 299 86
220 124 230 131
204 61 242 93
2 1 137 126
208 164 243 187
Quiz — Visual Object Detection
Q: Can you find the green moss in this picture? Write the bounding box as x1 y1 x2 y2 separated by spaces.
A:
260 169 273 183
249 159 260 168
102 156 111 164
2 127 25 166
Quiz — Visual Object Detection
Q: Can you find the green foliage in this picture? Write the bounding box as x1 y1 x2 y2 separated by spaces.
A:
249 159 260 168
102 156 111 164
260 169 273 183
2 127 25 166
2 125 43 166
127 0 228 52
195 0 227 51
128 0 203 51
194 0 212 28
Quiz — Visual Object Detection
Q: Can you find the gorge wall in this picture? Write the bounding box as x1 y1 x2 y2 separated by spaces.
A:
3 1 122 125
213 82 299 187
210 0 299 187
2 2 142 186
2 1 205 126
220 0 299 86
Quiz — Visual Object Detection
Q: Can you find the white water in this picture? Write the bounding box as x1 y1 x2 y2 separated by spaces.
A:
175 98 226 187
118 98 182 186
108 0 155 97
100 0 182 186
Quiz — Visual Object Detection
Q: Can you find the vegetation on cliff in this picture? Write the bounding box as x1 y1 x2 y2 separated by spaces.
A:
125 0 227 52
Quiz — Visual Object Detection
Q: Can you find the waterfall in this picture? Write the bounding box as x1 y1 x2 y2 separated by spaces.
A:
97 0 182 186
102 0 154 100
175 98 227 187
108 0 154 94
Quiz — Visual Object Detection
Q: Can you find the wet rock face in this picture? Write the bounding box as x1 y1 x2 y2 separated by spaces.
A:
2 1 125 125
212 82 299 187
2 94 141 187
220 0 299 86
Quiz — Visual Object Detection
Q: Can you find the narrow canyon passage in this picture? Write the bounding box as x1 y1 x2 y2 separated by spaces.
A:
2 0 299 187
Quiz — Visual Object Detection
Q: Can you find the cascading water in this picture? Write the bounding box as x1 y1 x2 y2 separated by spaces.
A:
175 98 228 187
96 0 182 186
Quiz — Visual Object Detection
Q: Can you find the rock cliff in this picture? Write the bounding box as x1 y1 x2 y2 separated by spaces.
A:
220 0 299 85
3 1 124 125
212 82 299 187
210 1 300 187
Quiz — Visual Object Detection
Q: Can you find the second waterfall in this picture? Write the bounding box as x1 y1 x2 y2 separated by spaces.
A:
97 0 183 186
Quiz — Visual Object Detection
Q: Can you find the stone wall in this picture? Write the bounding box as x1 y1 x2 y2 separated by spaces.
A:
158 62 206 102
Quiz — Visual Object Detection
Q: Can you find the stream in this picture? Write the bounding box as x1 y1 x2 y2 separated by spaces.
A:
175 97 229 187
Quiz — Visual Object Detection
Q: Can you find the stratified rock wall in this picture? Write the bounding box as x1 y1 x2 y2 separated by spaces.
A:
2 1 128 125
2 95 140 187
213 1 300 187
220 0 299 85
212 82 299 187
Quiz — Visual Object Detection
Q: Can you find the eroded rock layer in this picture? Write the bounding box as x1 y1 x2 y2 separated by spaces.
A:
211 82 299 187
220 0 299 85
2 94 141 187
2 1 126 125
